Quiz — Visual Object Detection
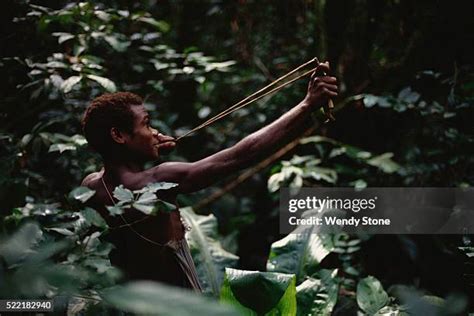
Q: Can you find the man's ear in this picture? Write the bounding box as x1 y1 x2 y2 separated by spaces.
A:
110 127 127 145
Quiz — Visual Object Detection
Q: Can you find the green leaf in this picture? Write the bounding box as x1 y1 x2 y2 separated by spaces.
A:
357 276 389 315
83 257 113 274
48 143 76 153
87 74 117 92
220 268 297 315
147 182 178 193
101 281 239 315
107 205 124 216
103 35 130 52
47 227 75 236
304 166 338 184
82 207 107 228
52 32 75 44
113 185 133 203
367 153 400 173
296 270 339 316
69 186 96 203
363 94 379 108
61 75 82 93
135 182 179 193
0 223 43 267
137 17 170 32
136 191 158 204
132 191 158 214
180 207 239 296
266 213 335 283
204 60 236 72
132 203 155 215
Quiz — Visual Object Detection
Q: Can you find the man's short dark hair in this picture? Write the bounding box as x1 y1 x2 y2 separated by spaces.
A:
82 92 143 156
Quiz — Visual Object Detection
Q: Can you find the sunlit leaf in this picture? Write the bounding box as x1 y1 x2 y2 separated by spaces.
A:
266 218 335 282
135 182 178 193
296 270 339 316
52 32 75 44
220 268 297 315
107 205 124 216
367 153 400 173
48 143 76 153
61 75 82 93
69 186 96 203
138 17 170 32
87 74 117 92
357 276 389 315
113 185 133 203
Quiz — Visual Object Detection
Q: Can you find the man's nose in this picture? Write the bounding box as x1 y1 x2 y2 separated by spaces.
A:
156 132 167 141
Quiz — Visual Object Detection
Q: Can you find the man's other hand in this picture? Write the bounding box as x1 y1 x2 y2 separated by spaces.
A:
303 61 338 109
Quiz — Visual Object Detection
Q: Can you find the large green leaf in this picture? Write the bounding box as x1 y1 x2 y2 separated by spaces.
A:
357 276 389 315
112 185 133 203
180 207 239 295
101 281 239 316
0 222 43 267
87 74 117 92
266 210 335 282
296 269 339 316
220 268 297 315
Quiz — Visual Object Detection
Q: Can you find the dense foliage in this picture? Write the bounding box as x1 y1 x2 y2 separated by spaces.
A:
1 0 473 315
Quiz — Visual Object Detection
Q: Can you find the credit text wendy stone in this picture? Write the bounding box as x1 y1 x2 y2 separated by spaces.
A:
288 216 391 227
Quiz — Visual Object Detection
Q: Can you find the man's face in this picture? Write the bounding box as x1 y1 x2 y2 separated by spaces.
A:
124 105 175 161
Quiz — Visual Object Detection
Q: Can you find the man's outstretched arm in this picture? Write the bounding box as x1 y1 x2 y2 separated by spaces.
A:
154 62 338 193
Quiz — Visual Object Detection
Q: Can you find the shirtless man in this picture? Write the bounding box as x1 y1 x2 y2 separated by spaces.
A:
81 62 338 291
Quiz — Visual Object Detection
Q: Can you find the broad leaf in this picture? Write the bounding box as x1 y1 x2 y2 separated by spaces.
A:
357 276 389 315
107 205 124 216
296 270 339 316
101 281 239 316
69 186 96 203
81 207 107 228
220 268 297 315
180 207 239 296
61 75 82 93
135 182 179 193
0 223 43 267
87 74 117 92
132 203 155 215
267 210 335 283
113 185 133 203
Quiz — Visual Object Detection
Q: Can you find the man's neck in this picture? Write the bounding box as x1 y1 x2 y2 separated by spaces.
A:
103 158 144 181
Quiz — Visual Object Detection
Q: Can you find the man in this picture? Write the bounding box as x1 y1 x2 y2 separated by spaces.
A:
81 62 338 292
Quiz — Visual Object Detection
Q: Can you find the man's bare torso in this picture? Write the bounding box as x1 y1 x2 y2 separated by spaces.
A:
82 169 185 243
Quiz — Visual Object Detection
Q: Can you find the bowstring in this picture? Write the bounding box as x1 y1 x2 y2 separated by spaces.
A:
175 57 321 141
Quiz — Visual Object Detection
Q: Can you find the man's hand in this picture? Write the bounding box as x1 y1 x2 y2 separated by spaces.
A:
303 61 338 109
